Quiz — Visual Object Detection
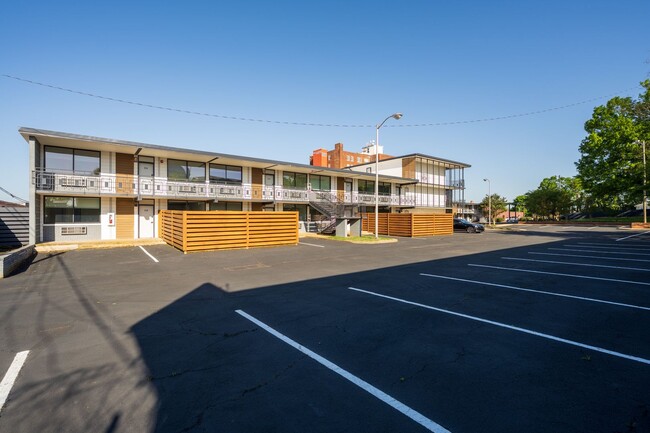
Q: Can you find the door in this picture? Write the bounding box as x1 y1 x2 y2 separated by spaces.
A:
138 205 155 238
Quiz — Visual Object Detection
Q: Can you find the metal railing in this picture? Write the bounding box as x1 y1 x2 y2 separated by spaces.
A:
32 170 417 205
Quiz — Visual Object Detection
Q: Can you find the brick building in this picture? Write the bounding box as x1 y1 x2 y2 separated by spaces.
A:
310 143 393 169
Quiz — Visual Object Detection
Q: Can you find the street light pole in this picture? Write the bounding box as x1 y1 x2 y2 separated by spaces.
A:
374 113 403 239
483 178 491 226
634 140 647 225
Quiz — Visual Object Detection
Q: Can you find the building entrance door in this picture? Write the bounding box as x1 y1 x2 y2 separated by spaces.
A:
138 205 155 238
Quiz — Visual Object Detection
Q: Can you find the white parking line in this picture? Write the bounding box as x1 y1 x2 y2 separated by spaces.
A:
616 231 650 241
299 242 325 248
578 242 650 249
235 310 451 433
139 246 159 263
530 252 650 263
548 248 650 256
346 287 650 366
0 351 29 413
564 244 650 252
502 257 650 272
467 264 650 286
419 273 650 311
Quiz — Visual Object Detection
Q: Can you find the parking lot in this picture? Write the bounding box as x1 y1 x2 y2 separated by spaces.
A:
1 226 649 433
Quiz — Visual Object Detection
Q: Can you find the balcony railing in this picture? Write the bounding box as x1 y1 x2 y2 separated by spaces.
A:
32 170 417 206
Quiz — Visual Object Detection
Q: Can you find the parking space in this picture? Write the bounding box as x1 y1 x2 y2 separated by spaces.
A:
0 226 649 432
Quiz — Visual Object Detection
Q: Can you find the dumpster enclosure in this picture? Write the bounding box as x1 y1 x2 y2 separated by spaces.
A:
362 213 453 237
159 210 299 253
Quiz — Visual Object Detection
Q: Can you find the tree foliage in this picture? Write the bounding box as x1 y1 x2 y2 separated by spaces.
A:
575 80 650 211
524 176 579 220
479 194 507 223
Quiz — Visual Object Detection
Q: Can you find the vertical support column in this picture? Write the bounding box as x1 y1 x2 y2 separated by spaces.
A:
28 136 40 245
182 211 187 253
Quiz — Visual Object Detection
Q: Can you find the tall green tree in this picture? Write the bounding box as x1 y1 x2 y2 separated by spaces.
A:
576 80 650 211
479 194 507 223
524 175 582 220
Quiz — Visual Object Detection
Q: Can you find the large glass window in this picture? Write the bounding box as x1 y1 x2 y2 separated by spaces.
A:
167 159 205 182
379 182 391 195
357 179 374 194
44 146 100 174
209 201 243 211
357 180 390 194
283 204 307 221
310 174 331 191
283 172 308 189
167 201 206 211
44 196 100 224
209 164 242 184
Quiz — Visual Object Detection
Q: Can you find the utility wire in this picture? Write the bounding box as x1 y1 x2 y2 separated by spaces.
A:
0 186 28 204
1 73 642 128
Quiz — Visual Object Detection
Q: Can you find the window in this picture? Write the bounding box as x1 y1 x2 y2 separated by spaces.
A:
44 196 100 224
379 182 391 195
357 157 361 163
358 179 374 194
357 181 390 195
44 146 100 175
310 174 331 191
283 204 307 221
282 171 308 189
209 201 243 211
167 201 206 211
167 159 206 182
209 164 242 184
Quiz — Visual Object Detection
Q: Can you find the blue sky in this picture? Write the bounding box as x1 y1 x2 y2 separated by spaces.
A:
1 0 649 203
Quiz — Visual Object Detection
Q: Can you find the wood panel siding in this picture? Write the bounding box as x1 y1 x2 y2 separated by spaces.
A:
362 213 453 237
251 167 263 200
116 198 135 239
115 153 135 194
159 210 299 253
402 157 416 179
337 177 345 202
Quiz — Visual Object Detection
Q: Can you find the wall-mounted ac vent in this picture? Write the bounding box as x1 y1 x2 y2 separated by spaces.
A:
61 226 87 235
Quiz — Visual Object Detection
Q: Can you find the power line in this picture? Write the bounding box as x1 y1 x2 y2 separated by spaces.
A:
0 186 28 204
1 73 642 128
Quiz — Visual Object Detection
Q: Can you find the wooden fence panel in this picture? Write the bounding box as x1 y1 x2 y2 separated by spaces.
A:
159 210 299 253
362 213 453 237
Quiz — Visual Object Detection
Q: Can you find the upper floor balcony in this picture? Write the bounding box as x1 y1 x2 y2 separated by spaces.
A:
32 170 416 206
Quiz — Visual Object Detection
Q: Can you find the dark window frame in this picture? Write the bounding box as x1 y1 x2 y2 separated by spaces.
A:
167 159 206 183
282 171 308 190
310 174 331 191
43 196 101 224
44 146 101 175
209 163 243 185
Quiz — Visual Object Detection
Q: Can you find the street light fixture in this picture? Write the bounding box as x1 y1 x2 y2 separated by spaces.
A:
374 113 403 239
483 178 491 226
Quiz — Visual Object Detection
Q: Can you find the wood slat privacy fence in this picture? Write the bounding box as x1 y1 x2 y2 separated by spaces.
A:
362 213 453 237
159 210 299 253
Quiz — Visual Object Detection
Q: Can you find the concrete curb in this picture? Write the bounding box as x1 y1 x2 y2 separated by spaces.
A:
0 245 35 278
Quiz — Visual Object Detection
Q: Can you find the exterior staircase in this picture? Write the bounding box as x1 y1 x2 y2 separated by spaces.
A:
308 191 346 234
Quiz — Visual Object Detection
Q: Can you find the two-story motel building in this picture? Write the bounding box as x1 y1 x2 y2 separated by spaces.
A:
21 127 470 244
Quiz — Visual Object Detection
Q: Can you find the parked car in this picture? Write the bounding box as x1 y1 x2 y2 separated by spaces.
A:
505 217 519 224
453 218 484 233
